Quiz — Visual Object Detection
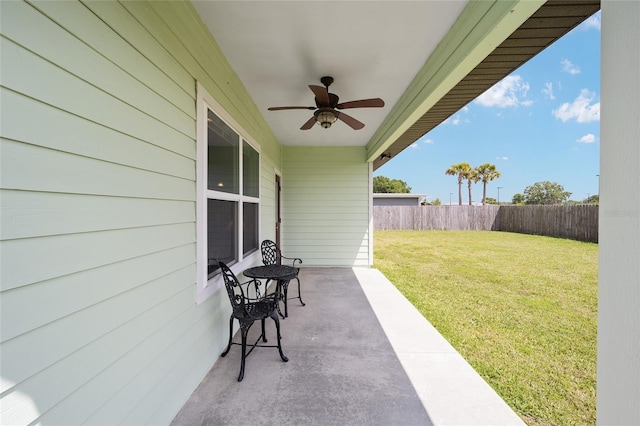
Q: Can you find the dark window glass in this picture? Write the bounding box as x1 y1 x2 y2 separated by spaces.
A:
243 140 259 198
243 202 258 256
207 110 238 194
207 199 237 277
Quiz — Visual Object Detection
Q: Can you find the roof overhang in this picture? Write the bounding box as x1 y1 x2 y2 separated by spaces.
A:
370 0 601 170
192 1 600 168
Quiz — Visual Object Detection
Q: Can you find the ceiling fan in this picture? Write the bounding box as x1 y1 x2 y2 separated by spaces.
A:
267 76 385 130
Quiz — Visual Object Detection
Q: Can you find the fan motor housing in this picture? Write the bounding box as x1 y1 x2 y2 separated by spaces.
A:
320 76 334 87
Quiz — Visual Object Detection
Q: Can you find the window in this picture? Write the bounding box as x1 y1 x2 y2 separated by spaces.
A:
197 83 260 303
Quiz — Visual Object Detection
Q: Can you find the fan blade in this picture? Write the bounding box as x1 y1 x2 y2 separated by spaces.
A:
300 116 316 130
309 85 330 105
268 106 316 111
336 98 385 109
337 112 365 130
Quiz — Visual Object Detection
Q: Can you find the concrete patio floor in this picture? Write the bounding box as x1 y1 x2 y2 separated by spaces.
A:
171 267 524 426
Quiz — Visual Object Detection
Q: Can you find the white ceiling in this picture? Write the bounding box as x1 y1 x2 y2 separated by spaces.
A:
192 1 468 147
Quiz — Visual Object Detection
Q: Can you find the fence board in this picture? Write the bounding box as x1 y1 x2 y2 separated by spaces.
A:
373 205 598 242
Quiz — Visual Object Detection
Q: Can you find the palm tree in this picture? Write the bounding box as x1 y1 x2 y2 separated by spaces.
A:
475 163 502 204
466 168 480 205
445 162 472 205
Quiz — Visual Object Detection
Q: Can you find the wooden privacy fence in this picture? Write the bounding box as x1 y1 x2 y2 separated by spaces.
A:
373 205 598 242
374 205 500 231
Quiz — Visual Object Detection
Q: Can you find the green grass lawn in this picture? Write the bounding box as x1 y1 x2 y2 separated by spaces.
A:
374 230 597 426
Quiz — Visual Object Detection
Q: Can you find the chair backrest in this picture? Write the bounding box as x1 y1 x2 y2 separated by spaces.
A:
261 240 282 266
219 262 245 312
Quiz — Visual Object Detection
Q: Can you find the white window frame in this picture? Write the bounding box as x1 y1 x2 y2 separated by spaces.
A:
196 82 261 304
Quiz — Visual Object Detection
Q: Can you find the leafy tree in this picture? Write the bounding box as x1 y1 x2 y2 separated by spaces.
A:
421 197 441 206
512 193 525 204
583 194 599 204
484 197 498 205
445 162 472 205
373 176 411 193
523 181 572 205
475 163 502 205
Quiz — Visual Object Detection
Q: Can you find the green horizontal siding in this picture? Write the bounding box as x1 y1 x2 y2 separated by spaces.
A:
1 37 195 159
0 245 196 342
1 190 194 240
1 267 195 424
2 88 194 180
1 223 196 291
282 146 370 266
3 0 194 137
0 0 279 424
34 287 202 425
1 140 195 200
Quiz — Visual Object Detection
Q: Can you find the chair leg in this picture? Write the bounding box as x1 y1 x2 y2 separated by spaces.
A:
261 318 267 342
295 276 305 306
271 312 288 362
282 281 290 318
237 320 253 382
238 328 247 382
221 316 234 357
274 280 285 318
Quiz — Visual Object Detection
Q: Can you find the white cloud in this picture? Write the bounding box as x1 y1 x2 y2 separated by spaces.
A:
542 82 555 100
475 75 531 108
416 135 434 144
577 133 596 143
561 58 581 75
553 89 600 123
409 143 419 149
445 111 470 126
496 156 509 161
583 13 601 31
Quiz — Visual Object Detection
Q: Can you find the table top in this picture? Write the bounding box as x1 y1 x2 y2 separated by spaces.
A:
243 264 298 281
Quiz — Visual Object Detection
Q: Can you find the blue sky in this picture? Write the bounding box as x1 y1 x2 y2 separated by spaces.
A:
375 12 601 204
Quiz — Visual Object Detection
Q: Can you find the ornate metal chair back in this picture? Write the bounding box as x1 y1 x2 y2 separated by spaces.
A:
219 262 246 313
261 240 282 266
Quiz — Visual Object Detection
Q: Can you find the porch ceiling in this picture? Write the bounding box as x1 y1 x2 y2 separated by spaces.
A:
192 1 599 167
192 1 468 147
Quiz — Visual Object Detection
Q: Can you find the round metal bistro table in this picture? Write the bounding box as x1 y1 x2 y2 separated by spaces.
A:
243 264 298 317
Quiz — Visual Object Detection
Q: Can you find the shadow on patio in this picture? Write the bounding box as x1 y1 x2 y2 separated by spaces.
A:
171 268 523 426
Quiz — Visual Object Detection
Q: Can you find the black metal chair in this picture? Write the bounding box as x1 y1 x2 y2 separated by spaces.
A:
219 262 288 381
260 240 305 317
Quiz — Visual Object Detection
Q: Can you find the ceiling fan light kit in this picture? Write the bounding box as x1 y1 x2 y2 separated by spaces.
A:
268 76 384 130
316 109 338 128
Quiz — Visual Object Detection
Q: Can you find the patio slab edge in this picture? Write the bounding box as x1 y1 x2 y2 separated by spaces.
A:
353 267 525 426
